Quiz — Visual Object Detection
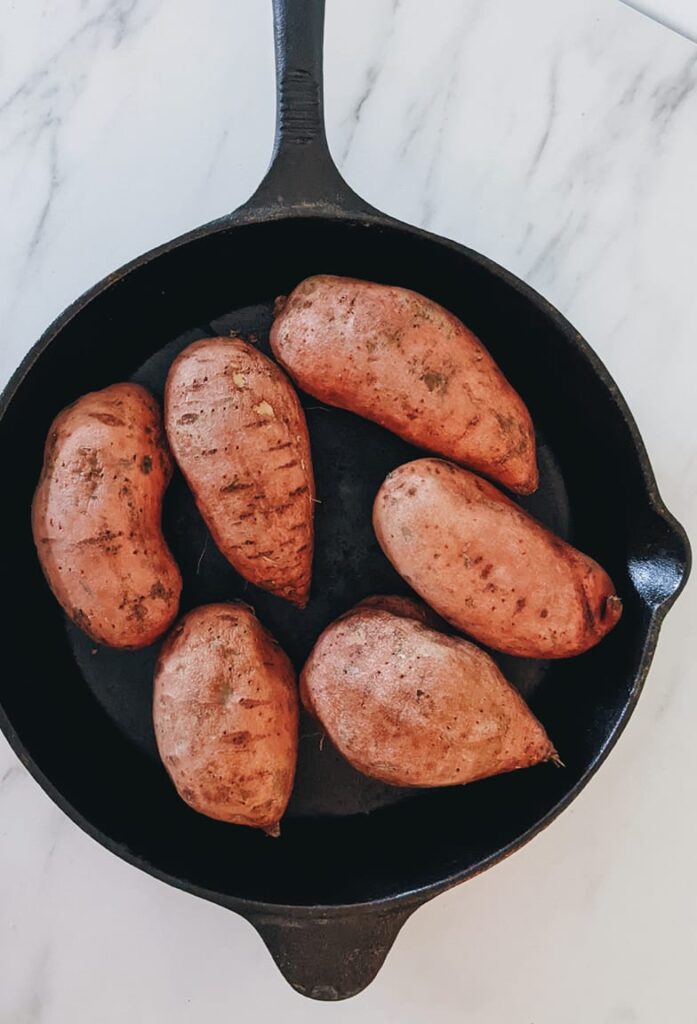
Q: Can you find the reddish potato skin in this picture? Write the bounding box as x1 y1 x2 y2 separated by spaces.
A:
373 458 622 659
300 595 436 715
31 383 181 648
301 605 557 787
165 338 314 607
270 275 538 494
153 603 298 834
352 594 437 625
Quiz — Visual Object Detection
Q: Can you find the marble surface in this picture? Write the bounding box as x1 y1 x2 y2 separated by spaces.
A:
624 0 697 41
1 0 696 1020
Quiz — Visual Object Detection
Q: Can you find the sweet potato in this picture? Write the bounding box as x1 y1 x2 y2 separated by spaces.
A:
299 594 435 714
153 603 298 834
301 601 557 787
352 594 438 625
270 275 537 494
165 337 314 607
373 458 622 658
31 383 181 648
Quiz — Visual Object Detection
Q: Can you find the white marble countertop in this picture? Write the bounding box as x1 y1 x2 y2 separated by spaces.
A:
624 0 697 41
1 1 696 1020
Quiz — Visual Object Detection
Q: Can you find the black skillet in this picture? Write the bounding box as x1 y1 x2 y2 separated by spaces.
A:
0 0 690 1002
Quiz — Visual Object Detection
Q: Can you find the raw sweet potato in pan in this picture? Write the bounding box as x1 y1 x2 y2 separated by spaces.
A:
32 383 181 648
270 275 537 494
301 600 557 787
153 602 298 834
352 593 438 625
373 458 622 658
165 337 314 607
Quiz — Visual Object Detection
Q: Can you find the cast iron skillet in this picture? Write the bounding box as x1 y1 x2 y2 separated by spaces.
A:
0 0 690 1002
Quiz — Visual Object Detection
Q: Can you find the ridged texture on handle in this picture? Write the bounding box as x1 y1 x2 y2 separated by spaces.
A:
278 69 321 145
272 0 326 148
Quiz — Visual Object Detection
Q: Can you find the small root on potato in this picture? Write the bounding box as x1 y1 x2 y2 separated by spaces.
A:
196 536 209 575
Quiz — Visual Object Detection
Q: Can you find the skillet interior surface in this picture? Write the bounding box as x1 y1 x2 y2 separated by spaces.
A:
0 215 683 908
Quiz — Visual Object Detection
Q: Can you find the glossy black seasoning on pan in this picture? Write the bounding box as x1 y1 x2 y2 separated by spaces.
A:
0 0 689 1003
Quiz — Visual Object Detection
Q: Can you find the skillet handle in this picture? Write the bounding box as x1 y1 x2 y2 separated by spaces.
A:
236 0 375 217
247 905 414 1000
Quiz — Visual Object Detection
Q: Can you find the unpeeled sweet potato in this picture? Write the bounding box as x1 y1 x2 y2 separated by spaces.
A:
373 458 622 658
270 275 538 494
165 337 314 607
153 603 298 834
301 600 557 787
32 383 181 648
352 593 439 626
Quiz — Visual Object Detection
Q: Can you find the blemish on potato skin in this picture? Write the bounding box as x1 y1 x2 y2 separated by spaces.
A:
253 400 274 417
420 371 450 395
223 730 253 747
219 479 253 494
73 607 91 632
150 581 171 600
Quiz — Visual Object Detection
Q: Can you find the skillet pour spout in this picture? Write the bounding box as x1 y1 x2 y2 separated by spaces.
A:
0 0 690 1004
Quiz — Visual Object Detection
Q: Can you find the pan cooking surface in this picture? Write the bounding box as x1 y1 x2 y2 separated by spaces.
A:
67 297 571 818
